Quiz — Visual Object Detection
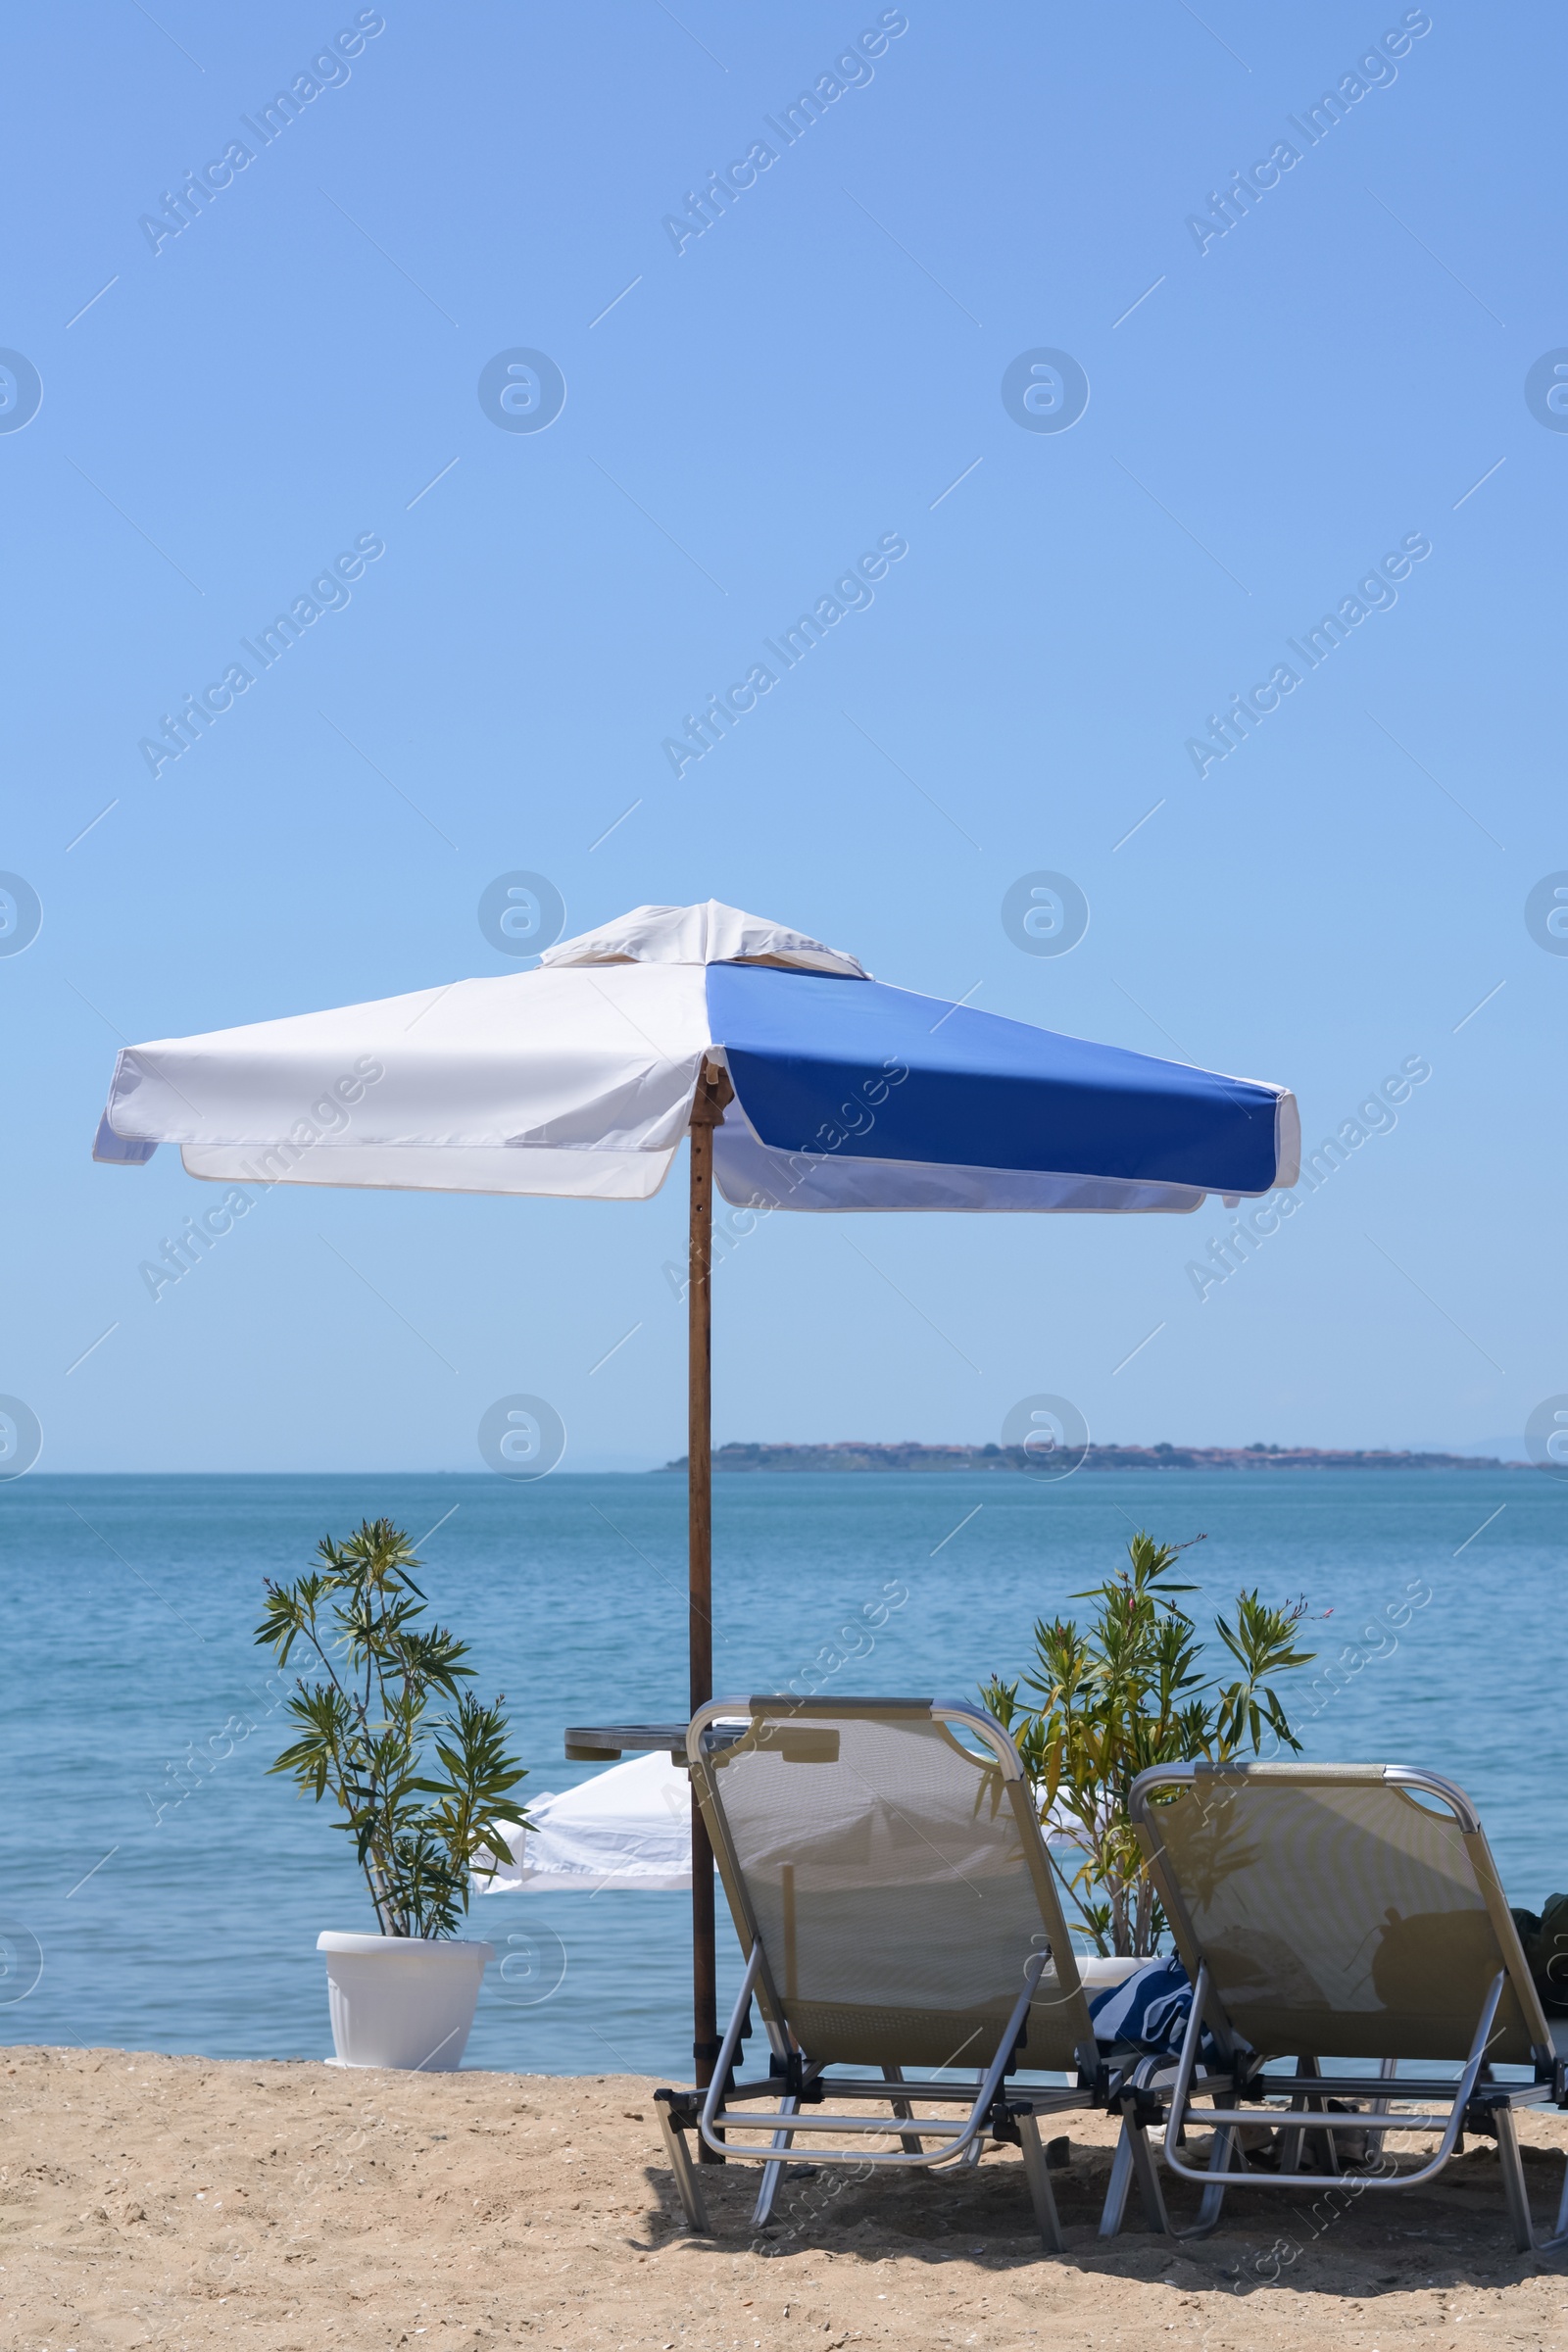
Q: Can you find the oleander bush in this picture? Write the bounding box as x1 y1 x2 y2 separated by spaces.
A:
983 1530 1313 1958
256 1517 528 1939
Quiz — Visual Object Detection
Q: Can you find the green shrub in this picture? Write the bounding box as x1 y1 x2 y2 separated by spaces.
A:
983 1530 1312 1957
256 1517 528 1939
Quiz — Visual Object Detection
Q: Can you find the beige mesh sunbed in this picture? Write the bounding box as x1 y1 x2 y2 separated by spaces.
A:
655 1696 1104 2247
1118 1760 1568 2250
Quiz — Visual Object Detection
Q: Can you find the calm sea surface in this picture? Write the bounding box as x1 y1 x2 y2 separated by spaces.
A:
0 1470 1561 2077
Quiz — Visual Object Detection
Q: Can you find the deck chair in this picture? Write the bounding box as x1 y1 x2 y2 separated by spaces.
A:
1109 1760 1568 2251
655 1696 1104 2249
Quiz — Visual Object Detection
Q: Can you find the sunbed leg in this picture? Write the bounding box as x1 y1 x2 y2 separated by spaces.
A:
882 2062 923 2156
1120 2104 1173 2235
656 2095 710 2234
1281 2055 1336 2177
751 2096 800 2230
1016 2113 1065 2253
1098 2117 1136 2237
1366 2056 1399 2159
1495 2112 1568 2254
1495 2108 1539 2253
1177 2106 1238 2241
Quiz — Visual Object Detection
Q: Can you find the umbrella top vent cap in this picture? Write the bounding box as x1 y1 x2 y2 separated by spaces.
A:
539 900 869 979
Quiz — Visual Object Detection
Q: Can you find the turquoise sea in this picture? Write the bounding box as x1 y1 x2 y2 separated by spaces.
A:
0 1471 1560 2079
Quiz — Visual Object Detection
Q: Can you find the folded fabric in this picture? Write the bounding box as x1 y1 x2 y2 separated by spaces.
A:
1088 1954 1216 2059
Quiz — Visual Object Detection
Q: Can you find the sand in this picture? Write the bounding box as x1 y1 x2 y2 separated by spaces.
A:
4 2045 1568 2350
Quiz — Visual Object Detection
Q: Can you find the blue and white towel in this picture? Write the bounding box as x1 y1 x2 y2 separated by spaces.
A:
1087 1956 1213 2059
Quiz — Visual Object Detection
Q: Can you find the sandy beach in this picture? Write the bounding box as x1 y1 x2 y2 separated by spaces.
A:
5 2046 1568 2351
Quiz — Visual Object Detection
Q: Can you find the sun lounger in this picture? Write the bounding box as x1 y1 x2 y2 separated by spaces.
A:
655 1696 1107 2248
1110 1760 1568 2250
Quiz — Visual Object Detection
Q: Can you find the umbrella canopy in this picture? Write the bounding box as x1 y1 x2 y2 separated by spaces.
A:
476 1751 696 1894
91 898 1298 2083
471 1748 1092 1897
94 899 1298 1204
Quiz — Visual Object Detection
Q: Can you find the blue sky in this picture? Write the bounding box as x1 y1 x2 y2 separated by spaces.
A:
3 0 1563 1471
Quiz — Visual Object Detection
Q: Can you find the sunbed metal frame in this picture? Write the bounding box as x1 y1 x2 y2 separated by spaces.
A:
656 1696 1104 2249
1113 1761 1568 2251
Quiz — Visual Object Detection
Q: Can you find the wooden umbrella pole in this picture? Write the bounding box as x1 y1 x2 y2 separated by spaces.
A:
688 1057 732 2107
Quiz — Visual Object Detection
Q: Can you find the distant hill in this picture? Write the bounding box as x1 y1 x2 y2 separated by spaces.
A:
660 1442 1523 1473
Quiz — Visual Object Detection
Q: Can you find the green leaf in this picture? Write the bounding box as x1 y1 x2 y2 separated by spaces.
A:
983 1528 1314 1958
253 1519 525 1938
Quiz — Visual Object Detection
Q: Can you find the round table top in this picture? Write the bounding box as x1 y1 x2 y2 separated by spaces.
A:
563 1721 689 1761
563 1719 750 1761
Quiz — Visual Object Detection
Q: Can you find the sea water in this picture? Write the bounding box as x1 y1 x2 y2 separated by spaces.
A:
0 1470 1560 2077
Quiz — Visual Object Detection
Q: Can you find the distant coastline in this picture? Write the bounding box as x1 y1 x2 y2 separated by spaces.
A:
661 1442 1525 1473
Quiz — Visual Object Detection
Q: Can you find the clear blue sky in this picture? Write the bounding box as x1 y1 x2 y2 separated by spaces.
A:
4 1 1563 1471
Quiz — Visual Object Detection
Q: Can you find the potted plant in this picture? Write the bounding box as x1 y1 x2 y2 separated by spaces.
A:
256 1517 529 2071
983 1530 1314 1959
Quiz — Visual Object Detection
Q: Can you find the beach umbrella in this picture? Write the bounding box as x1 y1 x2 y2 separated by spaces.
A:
91 899 1298 2080
470 1750 1092 1896
476 1751 697 1894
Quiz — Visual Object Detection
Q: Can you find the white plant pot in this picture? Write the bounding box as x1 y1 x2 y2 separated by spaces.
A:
317 1932 495 2072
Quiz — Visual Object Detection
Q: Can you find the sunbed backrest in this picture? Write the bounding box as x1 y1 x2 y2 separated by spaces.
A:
693 1699 1096 2072
1132 1763 1549 2066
